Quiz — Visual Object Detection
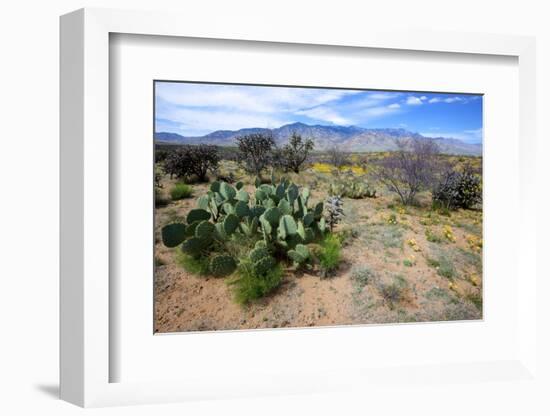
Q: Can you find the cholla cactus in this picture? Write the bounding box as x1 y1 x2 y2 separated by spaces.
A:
325 195 344 232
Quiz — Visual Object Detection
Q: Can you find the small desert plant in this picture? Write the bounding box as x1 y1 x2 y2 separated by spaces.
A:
155 188 170 207
175 251 210 276
351 265 376 289
170 183 193 200
325 195 344 232
425 228 442 243
317 234 342 278
427 254 456 279
377 275 408 309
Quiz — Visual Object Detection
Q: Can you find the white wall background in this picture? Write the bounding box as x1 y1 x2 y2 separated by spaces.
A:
0 1 548 415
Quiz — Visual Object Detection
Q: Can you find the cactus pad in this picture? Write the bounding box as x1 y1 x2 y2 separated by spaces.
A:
236 190 249 203
277 199 292 215
181 237 206 256
250 205 265 218
223 213 240 235
278 215 297 239
194 220 215 240
249 247 270 263
235 201 251 218
210 181 220 193
161 223 187 248
220 182 236 200
263 207 281 225
253 256 276 277
210 254 237 277
186 208 211 224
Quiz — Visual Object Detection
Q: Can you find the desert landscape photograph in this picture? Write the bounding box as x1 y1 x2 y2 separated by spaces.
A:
153 81 483 333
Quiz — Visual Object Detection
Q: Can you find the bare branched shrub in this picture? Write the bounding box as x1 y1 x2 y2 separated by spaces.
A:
236 133 275 176
327 146 349 169
375 138 440 205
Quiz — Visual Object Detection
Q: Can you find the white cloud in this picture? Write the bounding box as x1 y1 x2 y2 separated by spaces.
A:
406 96 423 106
155 82 359 114
296 106 352 125
444 97 463 103
420 96 428 101
428 97 441 103
388 103 401 109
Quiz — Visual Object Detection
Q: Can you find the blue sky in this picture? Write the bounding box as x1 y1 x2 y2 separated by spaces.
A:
155 82 483 144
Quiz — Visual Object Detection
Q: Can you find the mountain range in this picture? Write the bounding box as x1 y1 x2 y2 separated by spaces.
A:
155 122 482 155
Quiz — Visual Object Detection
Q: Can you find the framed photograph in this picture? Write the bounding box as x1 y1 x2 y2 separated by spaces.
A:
60 8 540 408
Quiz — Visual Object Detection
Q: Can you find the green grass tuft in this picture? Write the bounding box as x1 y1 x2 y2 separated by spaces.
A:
351 265 376 290
170 183 193 200
175 251 210 276
318 234 342 278
228 260 283 305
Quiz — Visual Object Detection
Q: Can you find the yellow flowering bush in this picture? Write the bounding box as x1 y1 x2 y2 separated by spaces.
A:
469 273 480 286
387 213 398 225
407 238 421 252
311 162 334 174
403 254 417 267
443 225 456 242
466 234 482 252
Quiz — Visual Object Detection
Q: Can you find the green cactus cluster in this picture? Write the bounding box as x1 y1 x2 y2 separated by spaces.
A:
329 180 376 199
160 176 327 277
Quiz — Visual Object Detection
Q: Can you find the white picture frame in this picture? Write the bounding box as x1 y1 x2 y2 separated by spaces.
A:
60 7 539 408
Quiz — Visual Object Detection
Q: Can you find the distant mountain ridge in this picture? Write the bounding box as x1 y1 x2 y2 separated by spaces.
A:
155 122 482 155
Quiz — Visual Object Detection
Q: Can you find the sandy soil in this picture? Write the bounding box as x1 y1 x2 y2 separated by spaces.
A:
154 165 482 333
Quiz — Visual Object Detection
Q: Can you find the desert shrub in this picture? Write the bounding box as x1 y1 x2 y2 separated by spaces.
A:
432 165 482 210
228 260 283 305
236 133 275 176
317 234 342 278
280 133 315 173
155 188 169 207
351 265 376 289
375 138 440 205
377 276 407 310
155 148 169 163
327 146 350 169
325 195 344 232
464 289 483 311
427 254 456 279
425 228 443 243
329 180 376 199
170 183 193 200
362 224 403 249
154 166 164 188
163 145 219 182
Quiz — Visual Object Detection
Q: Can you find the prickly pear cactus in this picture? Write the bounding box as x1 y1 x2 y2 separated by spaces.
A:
186 209 211 224
210 254 237 277
287 244 310 265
